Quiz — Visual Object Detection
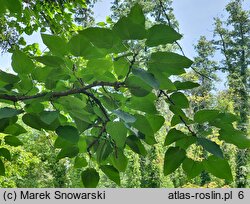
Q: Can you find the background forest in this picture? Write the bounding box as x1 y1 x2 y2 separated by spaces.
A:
0 0 249 188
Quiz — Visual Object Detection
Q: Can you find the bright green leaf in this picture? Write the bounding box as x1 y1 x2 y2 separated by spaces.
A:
74 156 88 168
146 24 182 47
11 50 35 74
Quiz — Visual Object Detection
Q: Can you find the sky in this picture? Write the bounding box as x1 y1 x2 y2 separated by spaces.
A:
1 0 249 84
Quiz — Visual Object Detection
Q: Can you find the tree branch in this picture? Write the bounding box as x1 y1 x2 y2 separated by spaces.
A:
0 81 125 102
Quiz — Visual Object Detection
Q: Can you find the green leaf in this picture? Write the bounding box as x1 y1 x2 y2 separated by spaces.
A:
4 0 22 13
0 70 20 84
86 58 113 75
11 50 35 74
111 149 128 172
34 56 65 67
133 114 154 138
114 58 130 79
40 111 59 125
169 92 189 108
164 147 186 175
0 159 5 176
126 135 147 156
112 109 136 123
132 68 159 89
182 158 203 179
149 52 193 75
96 140 112 164
197 138 223 158
203 156 233 181
194 109 220 123
22 113 47 130
113 4 146 40
56 126 79 144
164 128 188 146
146 24 182 47
68 34 106 59
174 81 200 90
0 148 11 161
219 128 250 149
4 124 27 136
57 146 79 160
150 71 176 90
106 121 127 148
100 165 120 185
175 136 196 149
4 136 23 147
81 168 100 188
197 138 224 158
41 34 67 56
127 94 157 114
0 107 22 120
79 27 120 50
74 156 88 168
126 76 152 97
146 114 165 133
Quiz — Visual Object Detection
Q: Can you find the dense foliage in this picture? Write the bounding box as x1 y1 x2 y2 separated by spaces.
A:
0 0 249 187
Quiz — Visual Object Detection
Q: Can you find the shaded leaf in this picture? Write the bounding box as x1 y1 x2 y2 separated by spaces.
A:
56 126 79 144
164 147 186 175
100 165 120 185
197 138 224 158
126 135 147 156
81 168 100 188
182 158 203 179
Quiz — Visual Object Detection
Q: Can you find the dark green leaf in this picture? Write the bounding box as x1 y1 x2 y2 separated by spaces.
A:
0 107 22 120
81 168 100 188
74 156 88 168
164 128 188 146
164 147 186 175
194 109 220 123
203 156 233 181
169 92 189 108
40 111 59 125
174 81 200 90
197 138 224 158
132 68 159 89
219 128 250 149
146 114 165 133
0 148 11 161
57 146 79 160
106 121 127 148
100 165 120 185
56 126 79 144
182 158 203 179
96 140 112 164
11 50 35 74
146 24 182 47
126 135 147 156
126 76 152 97
0 159 5 176
175 136 196 149
4 124 27 136
4 136 23 147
